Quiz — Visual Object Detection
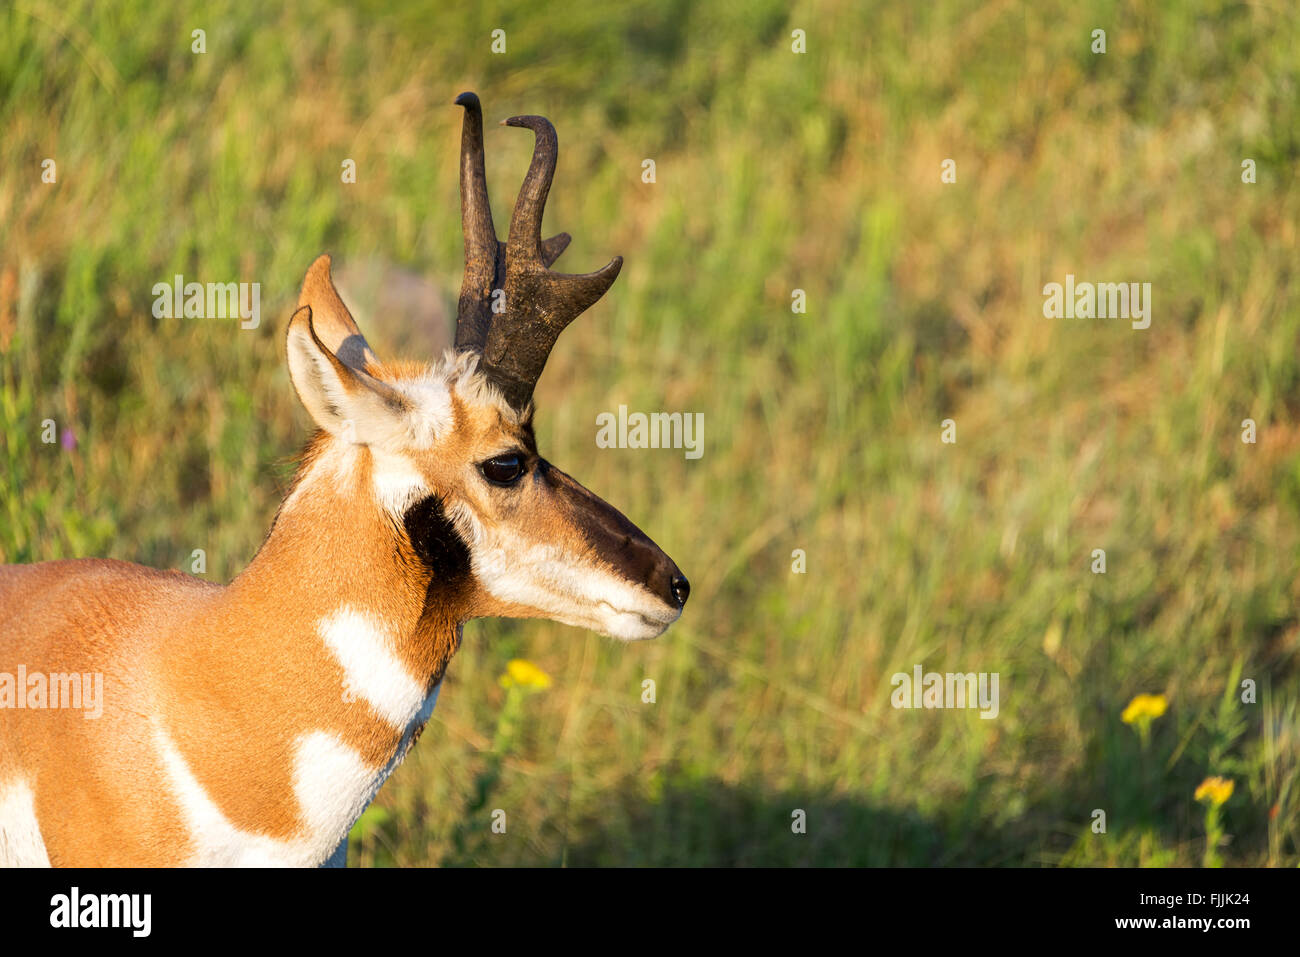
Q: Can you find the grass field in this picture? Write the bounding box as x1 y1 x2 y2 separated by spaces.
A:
2 0 1298 866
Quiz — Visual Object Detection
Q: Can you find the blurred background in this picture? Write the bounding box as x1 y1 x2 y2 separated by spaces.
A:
2 0 1298 866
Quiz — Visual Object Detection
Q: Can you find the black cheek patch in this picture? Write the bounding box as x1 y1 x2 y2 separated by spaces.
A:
403 494 473 584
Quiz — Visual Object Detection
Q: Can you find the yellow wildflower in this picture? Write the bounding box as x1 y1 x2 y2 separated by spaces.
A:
498 658 552 691
1194 776 1234 807
1121 693 1168 725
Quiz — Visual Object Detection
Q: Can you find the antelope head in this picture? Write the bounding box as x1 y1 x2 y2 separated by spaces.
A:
285 92 689 642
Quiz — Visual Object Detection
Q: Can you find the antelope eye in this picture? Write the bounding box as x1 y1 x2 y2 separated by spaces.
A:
480 453 526 486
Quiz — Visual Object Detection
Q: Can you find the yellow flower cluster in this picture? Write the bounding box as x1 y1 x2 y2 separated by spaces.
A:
1121 693 1168 724
1194 776 1234 807
498 658 553 691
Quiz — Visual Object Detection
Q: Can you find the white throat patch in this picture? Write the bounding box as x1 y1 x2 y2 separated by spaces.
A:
318 606 429 729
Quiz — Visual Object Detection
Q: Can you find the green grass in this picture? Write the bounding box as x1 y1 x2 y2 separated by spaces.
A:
2 0 1299 866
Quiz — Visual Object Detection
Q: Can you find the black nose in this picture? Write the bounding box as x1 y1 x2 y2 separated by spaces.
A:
670 574 690 607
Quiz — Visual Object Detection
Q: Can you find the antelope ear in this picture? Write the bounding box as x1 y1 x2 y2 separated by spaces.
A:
286 306 409 445
297 254 379 373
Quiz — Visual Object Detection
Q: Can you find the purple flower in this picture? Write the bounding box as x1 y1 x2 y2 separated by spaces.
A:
60 428 77 451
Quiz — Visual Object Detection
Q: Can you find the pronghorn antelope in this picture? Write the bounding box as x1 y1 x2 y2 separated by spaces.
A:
0 92 689 867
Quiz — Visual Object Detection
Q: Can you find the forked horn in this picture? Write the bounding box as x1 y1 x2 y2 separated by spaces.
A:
453 92 622 409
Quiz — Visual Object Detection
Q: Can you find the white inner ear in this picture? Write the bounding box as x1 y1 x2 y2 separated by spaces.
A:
286 324 407 447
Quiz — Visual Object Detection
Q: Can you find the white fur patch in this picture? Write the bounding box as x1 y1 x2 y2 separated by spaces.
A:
449 503 680 640
392 372 455 445
0 778 51 867
319 606 430 728
293 732 387 848
155 725 314 866
280 441 428 519
155 725 401 868
369 447 429 517
310 682 442 868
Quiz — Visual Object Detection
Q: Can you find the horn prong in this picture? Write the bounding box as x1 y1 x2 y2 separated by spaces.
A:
451 96 621 409
540 232 571 267
502 115 557 264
